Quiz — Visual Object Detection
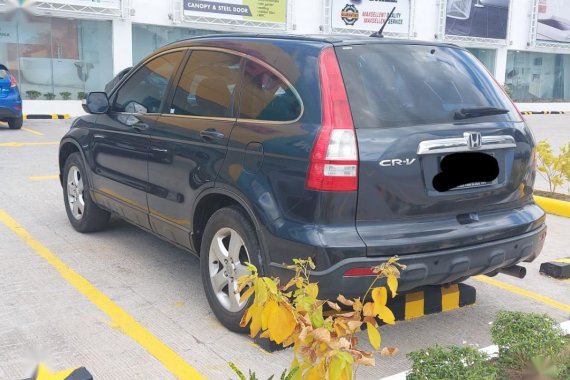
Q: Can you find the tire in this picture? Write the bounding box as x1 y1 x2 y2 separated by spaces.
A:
200 206 263 333
8 116 23 130
63 152 110 232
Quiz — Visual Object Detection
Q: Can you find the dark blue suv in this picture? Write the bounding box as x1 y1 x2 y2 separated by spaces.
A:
0 64 23 130
58 35 546 332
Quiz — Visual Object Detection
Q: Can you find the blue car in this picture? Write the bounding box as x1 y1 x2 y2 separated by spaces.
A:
0 64 23 129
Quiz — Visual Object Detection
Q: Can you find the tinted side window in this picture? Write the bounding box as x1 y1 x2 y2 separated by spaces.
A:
170 51 241 118
113 51 184 113
239 60 301 122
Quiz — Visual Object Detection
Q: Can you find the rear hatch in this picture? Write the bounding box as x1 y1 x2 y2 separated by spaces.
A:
335 43 539 256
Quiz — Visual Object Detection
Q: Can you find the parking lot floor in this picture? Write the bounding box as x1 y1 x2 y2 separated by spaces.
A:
0 117 568 379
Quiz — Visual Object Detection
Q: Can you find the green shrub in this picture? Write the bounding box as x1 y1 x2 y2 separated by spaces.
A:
229 362 297 380
60 91 72 100
43 92 56 100
25 90 41 100
491 311 566 372
77 91 87 100
528 340 570 380
536 140 570 193
406 345 496 380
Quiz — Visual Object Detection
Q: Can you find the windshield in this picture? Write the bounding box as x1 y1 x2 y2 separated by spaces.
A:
335 44 521 129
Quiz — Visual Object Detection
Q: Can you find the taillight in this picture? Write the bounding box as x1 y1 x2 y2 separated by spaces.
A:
306 47 358 192
10 74 17 88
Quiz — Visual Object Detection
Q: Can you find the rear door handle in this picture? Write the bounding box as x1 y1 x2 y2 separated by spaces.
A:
200 128 225 141
133 123 149 133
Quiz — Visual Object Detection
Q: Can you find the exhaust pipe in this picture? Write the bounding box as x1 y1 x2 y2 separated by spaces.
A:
498 265 527 279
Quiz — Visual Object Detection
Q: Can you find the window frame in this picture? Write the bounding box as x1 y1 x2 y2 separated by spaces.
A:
109 47 189 115
161 46 305 124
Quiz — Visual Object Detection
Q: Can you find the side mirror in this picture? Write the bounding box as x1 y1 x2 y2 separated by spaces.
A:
83 92 109 114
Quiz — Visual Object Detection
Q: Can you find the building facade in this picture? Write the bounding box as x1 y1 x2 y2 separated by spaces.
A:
1 0 569 113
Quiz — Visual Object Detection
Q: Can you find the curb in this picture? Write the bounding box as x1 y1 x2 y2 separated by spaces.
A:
23 114 71 120
389 283 476 321
521 111 566 115
255 284 476 353
534 195 570 218
540 258 570 280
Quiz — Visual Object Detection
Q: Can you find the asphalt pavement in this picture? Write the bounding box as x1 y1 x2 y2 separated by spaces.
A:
0 116 568 379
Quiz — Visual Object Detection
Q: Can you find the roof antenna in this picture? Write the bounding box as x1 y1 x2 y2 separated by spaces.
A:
370 7 396 38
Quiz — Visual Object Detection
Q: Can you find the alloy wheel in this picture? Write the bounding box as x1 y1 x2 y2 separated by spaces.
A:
208 227 251 312
67 165 85 220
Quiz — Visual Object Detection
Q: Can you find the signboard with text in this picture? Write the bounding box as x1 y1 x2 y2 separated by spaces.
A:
0 21 17 43
330 0 411 35
445 0 511 41
183 0 287 25
536 0 570 44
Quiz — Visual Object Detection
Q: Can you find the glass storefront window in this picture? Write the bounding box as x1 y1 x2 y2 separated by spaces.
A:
0 10 113 100
467 48 497 75
132 24 219 65
506 51 570 102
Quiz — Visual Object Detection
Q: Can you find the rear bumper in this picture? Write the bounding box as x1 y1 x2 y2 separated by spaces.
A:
0 98 22 119
270 224 547 299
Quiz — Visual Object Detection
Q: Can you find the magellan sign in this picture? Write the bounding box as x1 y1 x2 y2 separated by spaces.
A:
184 0 286 25
331 0 410 35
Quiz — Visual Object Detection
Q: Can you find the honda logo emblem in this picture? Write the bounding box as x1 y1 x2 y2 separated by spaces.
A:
465 132 482 149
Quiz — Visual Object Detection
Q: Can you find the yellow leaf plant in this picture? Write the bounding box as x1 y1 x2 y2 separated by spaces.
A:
237 257 405 380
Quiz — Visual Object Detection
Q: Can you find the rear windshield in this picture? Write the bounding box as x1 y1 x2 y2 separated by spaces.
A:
335 44 520 129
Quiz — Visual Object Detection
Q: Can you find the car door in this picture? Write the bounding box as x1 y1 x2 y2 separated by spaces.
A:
90 50 186 230
148 49 242 249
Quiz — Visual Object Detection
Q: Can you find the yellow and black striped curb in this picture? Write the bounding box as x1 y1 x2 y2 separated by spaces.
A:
25 364 93 380
384 283 476 321
534 196 570 218
23 114 71 120
540 258 570 280
521 111 566 115
255 283 476 352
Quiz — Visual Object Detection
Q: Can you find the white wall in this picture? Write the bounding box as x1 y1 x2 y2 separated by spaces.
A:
112 19 134 74
130 0 172 26
413 0 440 41
23 100 85 116
290 0 321 34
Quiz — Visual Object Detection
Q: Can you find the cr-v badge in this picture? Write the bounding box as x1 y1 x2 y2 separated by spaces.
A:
379 158 417 167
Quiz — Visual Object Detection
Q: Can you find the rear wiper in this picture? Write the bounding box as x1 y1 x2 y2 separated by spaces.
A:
454 107 509 120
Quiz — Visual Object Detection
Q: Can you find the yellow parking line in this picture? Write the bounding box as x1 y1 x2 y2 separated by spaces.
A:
22 128 45 136
29 175 59 181
473 275 570 313
0 141 58 147
0 210 205 380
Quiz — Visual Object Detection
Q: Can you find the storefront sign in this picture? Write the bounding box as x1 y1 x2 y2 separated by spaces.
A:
536 0 570 44
183 0 286 24
331 0 411 35
0 21 17 43
445 0 510 40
